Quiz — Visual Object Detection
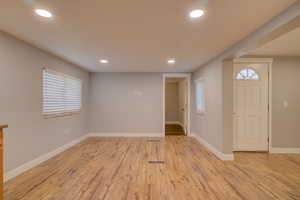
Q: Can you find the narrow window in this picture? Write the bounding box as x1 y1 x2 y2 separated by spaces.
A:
43 69 82 117
195 79 205 114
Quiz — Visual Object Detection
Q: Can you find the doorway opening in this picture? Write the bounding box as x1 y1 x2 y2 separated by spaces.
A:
163 74 191 136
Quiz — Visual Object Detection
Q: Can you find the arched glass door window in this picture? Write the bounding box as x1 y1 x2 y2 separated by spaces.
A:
236 68 259 80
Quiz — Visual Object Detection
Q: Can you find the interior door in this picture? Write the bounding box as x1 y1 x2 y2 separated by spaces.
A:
179 79 187 134
233 63 269 151
182 80 188 134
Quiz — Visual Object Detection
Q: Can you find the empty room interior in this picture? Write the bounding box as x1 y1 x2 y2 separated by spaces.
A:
1 1 300 199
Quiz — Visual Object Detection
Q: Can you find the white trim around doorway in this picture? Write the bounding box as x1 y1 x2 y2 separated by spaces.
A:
163 73 191 136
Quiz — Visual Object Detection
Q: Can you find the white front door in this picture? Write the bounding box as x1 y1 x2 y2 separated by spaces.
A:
233 63 269 151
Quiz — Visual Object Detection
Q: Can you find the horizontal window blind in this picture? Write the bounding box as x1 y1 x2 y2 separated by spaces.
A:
43 69 82 116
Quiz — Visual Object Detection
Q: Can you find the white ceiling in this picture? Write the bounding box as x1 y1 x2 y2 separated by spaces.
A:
0 0 297 72
250 26 300 56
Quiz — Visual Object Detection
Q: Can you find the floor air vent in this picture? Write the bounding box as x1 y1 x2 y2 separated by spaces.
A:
148 161 165 164
147 139 161 142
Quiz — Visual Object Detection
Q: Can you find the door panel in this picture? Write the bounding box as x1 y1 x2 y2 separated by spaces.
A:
179 79 187 134
233 63 269 151
183 80 188 134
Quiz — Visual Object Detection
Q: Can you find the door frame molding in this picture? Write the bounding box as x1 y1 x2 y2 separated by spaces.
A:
233 58 273 152
163 73 191 136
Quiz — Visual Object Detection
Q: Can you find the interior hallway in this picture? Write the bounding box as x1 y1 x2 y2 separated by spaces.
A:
165 124 185 136
4 136 300 200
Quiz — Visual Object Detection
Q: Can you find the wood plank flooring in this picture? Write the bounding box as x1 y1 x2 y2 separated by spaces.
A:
165 124 185 136
4 136 300 200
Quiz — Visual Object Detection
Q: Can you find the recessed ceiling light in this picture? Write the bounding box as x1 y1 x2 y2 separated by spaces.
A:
35 9 53 18
100 59 109 64
190 9 204 18
167 59 176 64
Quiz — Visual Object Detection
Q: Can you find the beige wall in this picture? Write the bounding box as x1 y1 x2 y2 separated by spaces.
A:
89 73 163 134
222 60 234 154
191 60 223 152
272 57 300 148
165 82 179 122
0 32 90 172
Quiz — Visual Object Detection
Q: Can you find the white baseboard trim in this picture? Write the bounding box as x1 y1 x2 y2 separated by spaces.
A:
191 133 234 161
178 122 185 130
88 132 164 137
270 148 300 154
4 134 88 182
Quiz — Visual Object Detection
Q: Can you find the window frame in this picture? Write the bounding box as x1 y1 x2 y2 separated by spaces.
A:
194 78 205 115
43 68 82 119
235 67 260 80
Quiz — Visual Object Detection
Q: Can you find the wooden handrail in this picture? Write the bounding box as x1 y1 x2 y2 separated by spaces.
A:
0 125 7 200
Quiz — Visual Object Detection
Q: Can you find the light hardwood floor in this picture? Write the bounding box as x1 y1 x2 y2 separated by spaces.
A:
4 136 300 200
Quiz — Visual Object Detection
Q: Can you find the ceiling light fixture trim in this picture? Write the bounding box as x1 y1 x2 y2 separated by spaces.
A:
190 9 204 18
167 59 176 64
35 9 53 18
100 59 109 64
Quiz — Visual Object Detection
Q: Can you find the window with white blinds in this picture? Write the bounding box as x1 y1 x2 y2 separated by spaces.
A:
43 69 82 117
